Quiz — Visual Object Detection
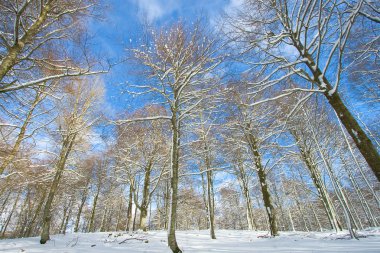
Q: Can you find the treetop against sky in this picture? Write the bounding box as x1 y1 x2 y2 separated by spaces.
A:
86 0 241 113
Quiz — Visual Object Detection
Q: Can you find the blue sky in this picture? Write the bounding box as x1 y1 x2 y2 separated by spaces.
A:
86 0 241 116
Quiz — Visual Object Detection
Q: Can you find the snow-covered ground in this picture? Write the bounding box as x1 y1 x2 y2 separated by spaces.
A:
1 229 380 253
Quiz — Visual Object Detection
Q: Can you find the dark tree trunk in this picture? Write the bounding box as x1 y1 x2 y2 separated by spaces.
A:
246 130 278 236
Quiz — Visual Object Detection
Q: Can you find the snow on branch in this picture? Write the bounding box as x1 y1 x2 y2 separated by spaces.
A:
112 115 171 125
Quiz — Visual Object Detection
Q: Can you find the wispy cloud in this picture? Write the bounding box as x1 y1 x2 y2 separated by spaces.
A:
224 0 244 14
132 0 179 22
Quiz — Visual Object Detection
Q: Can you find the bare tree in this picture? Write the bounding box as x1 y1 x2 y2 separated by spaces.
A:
116 21 222 252
227 0 380 180
40 79 103 244
0 0 108 94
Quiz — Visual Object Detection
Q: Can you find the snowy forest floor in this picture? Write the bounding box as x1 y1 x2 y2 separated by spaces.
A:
1 229 380 253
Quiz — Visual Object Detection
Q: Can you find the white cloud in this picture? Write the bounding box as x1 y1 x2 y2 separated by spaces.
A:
224 0 244 15
132 0 179 22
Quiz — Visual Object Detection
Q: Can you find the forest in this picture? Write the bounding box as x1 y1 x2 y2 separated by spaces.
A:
0 0 379 253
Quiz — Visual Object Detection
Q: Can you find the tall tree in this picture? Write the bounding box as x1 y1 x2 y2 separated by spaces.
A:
40 80 103 244
227 0 380 180
117 22 221 252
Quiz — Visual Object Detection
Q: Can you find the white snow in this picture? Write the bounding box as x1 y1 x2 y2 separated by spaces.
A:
1 229 380 253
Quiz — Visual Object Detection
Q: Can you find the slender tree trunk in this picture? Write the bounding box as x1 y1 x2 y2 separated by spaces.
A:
206 169 216 239
167 112 182 253
164 179 170 230
100 207 108 232
1 191 21 238
115 197 123 231
25 190 46 237
0 90 45 175
89 185 100 233
59 204 69 234
246 130 278 236
132 181 139 232
16 192 32 238
126 183 133 232
291 131 342 231
74 194 87 232
0 191 12 216
62 200 72 235
237 165 257 231
310 203 323 232
138 162 152 232
203 140 216 239
40 134 76 244
309 125 358 238
74 178 90 232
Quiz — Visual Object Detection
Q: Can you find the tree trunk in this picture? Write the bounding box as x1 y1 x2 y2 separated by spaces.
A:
62 200 72 235
40 134 76 244
115 196 124 231
74 194 87 232
25 190 46 237
238 174 257 231
100 207 108 232
74 178 90 232
138 162 152 232
206 170 216 239
139 207 148 231
246 130 278 236
167 113 182 253
59 203 69 234
89 185 100 233
203 140 216 239
126 183 133 232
